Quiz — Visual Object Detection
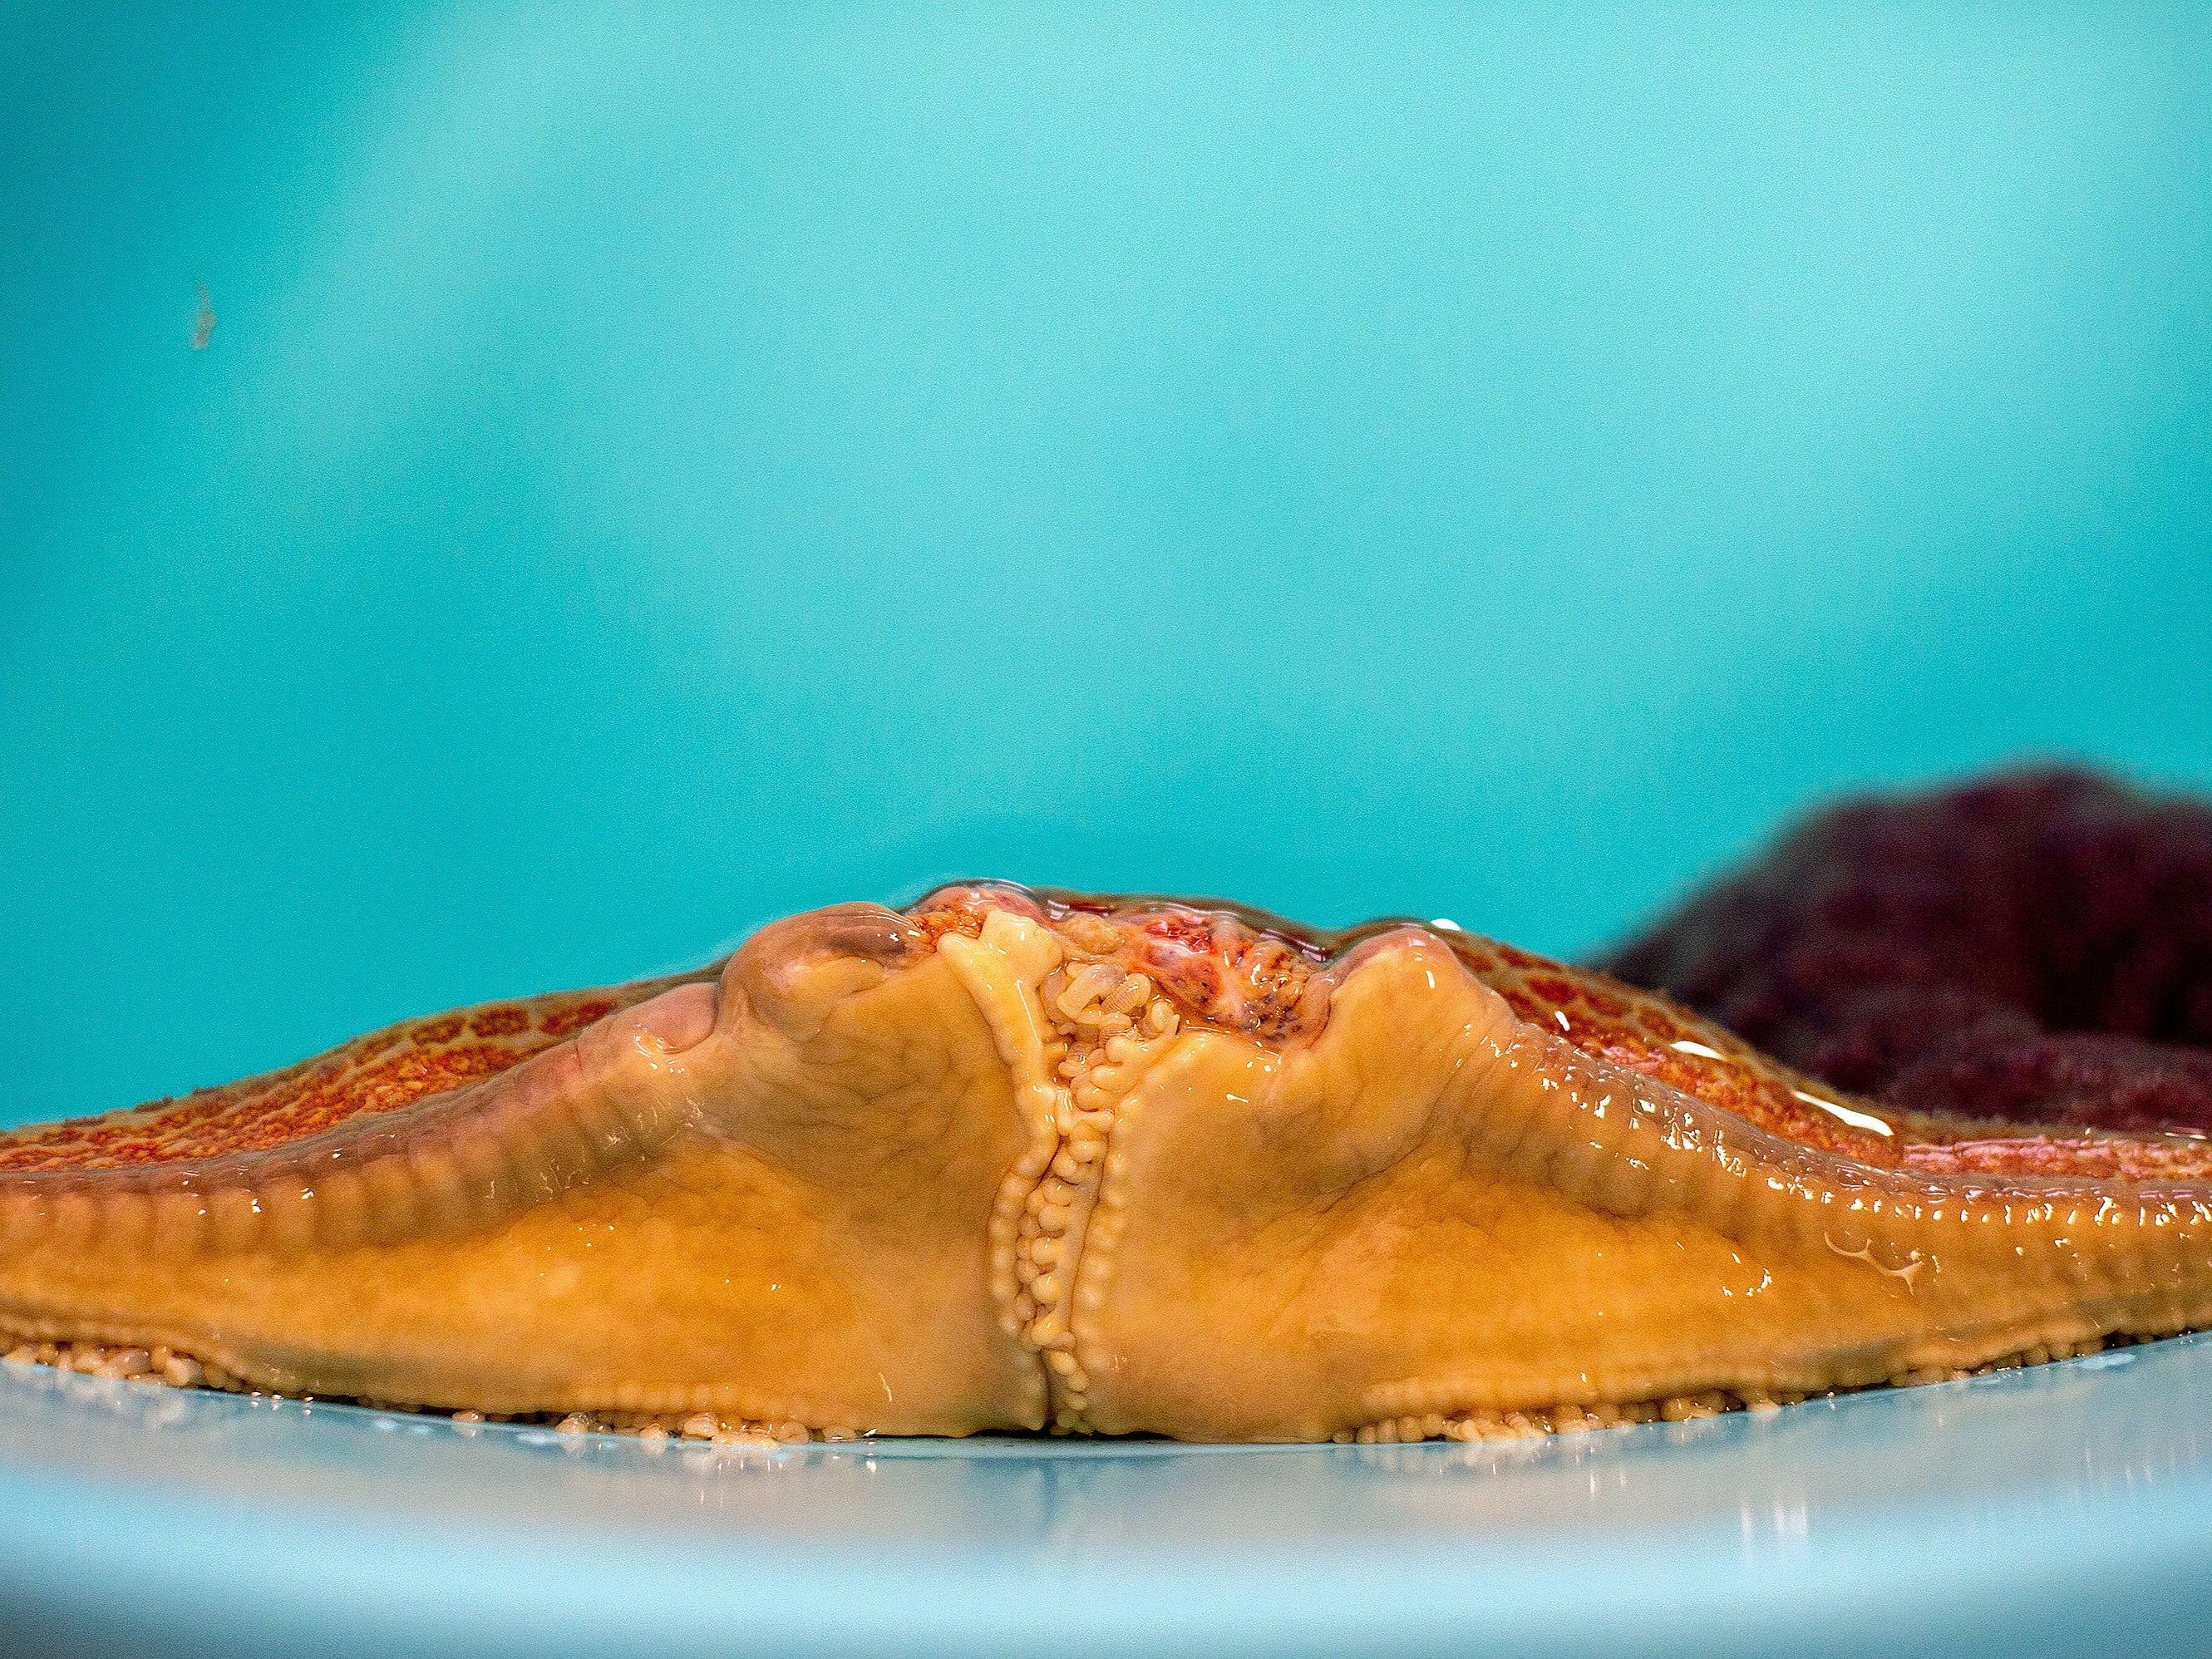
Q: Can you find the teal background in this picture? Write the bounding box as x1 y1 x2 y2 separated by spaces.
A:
4 4 2210 1125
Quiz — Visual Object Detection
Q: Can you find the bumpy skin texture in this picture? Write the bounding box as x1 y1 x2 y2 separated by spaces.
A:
1603 770 2212 1140
4 778 2212 1443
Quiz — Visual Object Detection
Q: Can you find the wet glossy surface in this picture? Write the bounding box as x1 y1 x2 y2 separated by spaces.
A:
1608 770 2212 1137
6 1338 2212 1657
19 889 2212 1443
9 2 2212 1651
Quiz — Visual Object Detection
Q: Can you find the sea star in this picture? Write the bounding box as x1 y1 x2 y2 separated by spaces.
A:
1603 767 2212 1140
3 774 2210 1444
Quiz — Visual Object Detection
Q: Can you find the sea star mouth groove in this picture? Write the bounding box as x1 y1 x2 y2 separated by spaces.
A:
3 770 2211 1443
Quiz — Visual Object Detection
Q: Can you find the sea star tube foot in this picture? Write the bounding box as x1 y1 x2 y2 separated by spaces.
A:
3 829 2211 1441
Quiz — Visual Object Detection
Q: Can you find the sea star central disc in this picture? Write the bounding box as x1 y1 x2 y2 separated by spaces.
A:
3 772 2211 1444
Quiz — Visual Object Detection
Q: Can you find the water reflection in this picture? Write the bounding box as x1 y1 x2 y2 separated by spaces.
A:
2 1335 2205 1557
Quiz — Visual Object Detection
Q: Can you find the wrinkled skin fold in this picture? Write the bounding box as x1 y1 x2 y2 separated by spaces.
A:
5 771 2212 1443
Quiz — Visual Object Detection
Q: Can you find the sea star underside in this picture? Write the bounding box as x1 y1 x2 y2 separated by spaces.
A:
3 773 2211 1444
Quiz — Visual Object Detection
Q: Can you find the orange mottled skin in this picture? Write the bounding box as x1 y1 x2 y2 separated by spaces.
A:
924 888 2212 1182
6 896 2200 1189
0 972 709 1174
5 884 2212 1441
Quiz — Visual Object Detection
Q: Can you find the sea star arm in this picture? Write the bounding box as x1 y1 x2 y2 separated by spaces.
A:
0 907 1047 1432
4 849 2212 1444
1062 930 2212 1440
